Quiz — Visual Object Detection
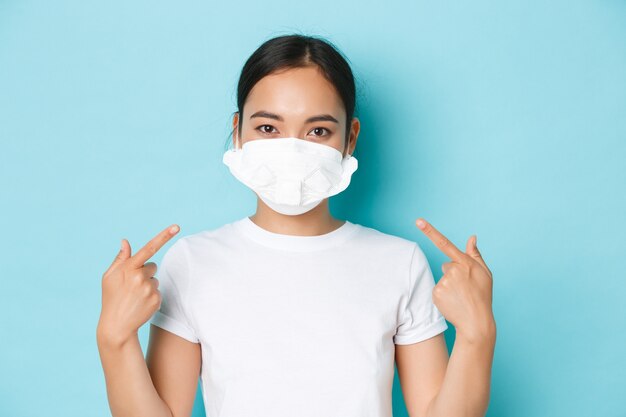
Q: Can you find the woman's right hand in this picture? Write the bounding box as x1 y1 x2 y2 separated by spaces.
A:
97 224 180 348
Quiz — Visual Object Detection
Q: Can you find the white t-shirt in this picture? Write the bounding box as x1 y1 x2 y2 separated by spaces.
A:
149 216 447 417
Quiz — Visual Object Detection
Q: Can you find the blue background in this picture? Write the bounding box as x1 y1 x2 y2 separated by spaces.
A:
1 1 624 416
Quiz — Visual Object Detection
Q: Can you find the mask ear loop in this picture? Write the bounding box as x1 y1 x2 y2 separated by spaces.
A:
343 134 351 158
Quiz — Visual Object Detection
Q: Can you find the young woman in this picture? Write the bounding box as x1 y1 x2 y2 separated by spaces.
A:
97 34 496 417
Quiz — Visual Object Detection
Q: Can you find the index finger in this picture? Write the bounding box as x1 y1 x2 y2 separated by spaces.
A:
415 218 466 263
128 224 180 269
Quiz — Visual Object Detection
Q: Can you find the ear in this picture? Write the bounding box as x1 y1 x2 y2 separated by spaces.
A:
346 117 360 156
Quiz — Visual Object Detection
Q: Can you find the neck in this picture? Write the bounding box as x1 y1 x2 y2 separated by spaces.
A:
249 198 345 236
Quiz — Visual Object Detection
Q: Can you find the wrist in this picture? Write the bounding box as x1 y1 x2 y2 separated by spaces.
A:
456 318 497 346
96 322 136 350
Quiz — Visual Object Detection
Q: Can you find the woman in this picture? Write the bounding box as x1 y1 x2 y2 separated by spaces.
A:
97 33 496 417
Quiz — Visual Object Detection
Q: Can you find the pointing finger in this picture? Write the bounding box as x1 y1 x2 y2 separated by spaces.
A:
128 224 180 269
415 218 467 263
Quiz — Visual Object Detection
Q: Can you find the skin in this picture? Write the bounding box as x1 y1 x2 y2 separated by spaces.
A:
96 64 496 417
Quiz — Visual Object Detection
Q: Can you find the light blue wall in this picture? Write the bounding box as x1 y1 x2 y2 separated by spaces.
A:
1 1 624 416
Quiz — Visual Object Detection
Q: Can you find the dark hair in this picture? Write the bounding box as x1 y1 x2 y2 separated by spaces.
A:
228 33 359 151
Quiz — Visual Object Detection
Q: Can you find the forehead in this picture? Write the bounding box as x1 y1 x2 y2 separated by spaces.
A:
244 66 345 121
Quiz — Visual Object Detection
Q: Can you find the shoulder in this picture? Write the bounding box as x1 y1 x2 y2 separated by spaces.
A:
350 222 420 261
166 220 240 259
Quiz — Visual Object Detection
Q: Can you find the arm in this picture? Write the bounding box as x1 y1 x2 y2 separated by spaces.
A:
395 325 496 417
96 325 201 417
424 328 496 417
395 333 449 417
146 325 202 417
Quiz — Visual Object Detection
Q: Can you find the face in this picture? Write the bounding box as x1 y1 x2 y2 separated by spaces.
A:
232 65 360 157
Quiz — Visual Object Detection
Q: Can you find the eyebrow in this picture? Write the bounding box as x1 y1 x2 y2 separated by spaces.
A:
249 110 339 124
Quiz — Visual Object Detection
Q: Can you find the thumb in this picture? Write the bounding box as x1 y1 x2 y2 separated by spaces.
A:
105 238 131 275
465 235 483 261
117 238 132 263
466 235 490 273
465 235 477 255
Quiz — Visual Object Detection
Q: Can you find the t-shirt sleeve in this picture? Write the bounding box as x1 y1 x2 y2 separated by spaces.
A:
149 239 199 343
393 243 448 345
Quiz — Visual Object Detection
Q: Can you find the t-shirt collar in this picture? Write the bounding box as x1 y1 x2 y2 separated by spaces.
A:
231 216 359 252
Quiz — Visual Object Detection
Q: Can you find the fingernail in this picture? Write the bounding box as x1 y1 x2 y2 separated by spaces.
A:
169 225 179 234
120 239 124 250
473 235 478 246
416 219 426 229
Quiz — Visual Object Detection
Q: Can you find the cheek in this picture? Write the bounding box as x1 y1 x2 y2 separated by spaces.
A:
331 142 343 153
329 133 346 153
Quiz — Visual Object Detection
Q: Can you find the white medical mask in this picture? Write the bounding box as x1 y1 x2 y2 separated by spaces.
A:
222 137 358 216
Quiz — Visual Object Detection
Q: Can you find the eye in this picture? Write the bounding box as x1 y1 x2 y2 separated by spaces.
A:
256 124 278 135
309 127 332 137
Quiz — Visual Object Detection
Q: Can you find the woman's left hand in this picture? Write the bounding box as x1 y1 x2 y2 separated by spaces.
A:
415 218 496 344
